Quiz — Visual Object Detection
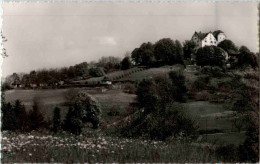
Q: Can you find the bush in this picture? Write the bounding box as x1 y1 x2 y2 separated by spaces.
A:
63 91 102 134
107 105 121 116
121 71 197 140
190 75 210 92
123 83 136 94
200 66 225 78
215 144 238 162
89 67 106 77
121 57 132 70
195 46 225 67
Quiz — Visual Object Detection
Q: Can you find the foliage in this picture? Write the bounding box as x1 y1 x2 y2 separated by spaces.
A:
63 91 102 134
13 100 29 131
123 83 136 94
1 102 17 131
122 71 197 140
195 46 225 67
215 144 238 162
97 56 121 73
131 42 156 67
89 67 106 77
107 105 121 116
28 99 46 131
63 101 87 135
237 46 258 69
200 66 225 78
120 56 132 70
217 39 238 53
154 38 184 65
183 40 196 59
52 107 62 133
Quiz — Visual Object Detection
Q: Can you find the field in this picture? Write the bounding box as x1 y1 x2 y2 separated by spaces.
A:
4 88 135 122
73 65 183 85
2 131 218 163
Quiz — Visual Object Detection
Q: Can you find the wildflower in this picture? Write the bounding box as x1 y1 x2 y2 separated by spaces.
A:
29 153 32 156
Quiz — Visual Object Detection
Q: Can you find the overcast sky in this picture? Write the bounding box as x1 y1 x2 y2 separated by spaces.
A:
2 2 258 77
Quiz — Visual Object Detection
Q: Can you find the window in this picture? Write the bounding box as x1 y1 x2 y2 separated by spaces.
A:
211 41 213 43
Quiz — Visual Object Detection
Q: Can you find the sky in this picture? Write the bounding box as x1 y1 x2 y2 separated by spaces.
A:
1 2 259 77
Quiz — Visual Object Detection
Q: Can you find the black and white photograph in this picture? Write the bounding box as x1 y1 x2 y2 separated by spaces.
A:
1 1 259 163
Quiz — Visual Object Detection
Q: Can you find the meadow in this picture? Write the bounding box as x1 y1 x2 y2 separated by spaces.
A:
2 130 218 163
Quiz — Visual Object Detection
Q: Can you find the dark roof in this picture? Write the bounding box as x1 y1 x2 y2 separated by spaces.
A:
193 31 209 40
213 30 224 38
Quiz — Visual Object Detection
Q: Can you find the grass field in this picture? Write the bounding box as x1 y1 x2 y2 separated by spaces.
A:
2 131 218 163
200 132 246 146
184 101 237 131
4 89 135 122
119 65 183 82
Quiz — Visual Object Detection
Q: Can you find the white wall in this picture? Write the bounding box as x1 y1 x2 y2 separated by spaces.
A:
201 33 217 47
217 33 226 44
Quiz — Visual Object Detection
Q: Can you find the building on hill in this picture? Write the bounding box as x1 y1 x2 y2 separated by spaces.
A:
191 30 226 48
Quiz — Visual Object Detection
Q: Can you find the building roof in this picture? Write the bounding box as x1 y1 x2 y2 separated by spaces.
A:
194 31 209 40
213 30 224 38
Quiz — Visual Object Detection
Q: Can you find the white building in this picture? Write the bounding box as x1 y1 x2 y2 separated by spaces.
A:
191 30 226 48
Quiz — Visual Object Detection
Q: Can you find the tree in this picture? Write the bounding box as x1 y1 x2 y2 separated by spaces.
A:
218 40 238 53
74 62 88 77
195 46 225 67
183 40 196 59
154 38 177 65
154 38 184 65
131 42 156 67
168 71 187 102
28 99 45 130
237 46 258 69
89 67 106 77
175 40 184 64
121 56 132 70
13 99 28 131
52 107 61 133
1 102 16 131
122 71 197 140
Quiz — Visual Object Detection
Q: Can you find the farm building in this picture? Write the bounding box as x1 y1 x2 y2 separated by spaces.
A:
191 30 226 48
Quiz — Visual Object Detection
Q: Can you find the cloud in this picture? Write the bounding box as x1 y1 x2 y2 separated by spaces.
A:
96 36 117 46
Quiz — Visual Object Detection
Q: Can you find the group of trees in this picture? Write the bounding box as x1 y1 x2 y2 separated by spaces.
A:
1 90 102 135
3 56 124 90
121 71 197 140
1 97 47 132
63 91 102 134
131 39 184 67
194 39 258 69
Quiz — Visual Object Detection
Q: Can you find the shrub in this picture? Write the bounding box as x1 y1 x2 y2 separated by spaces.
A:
64 91 102 133
215 144 238 162
107 105 121 116
1 102 17 131
123 83 136 94
52 107 62 133
195 46 225 67
121 71 197 140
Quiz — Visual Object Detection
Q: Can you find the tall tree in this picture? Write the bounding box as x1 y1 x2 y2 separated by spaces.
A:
52 107 61 133
121 56 132 70
183 40 196 59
